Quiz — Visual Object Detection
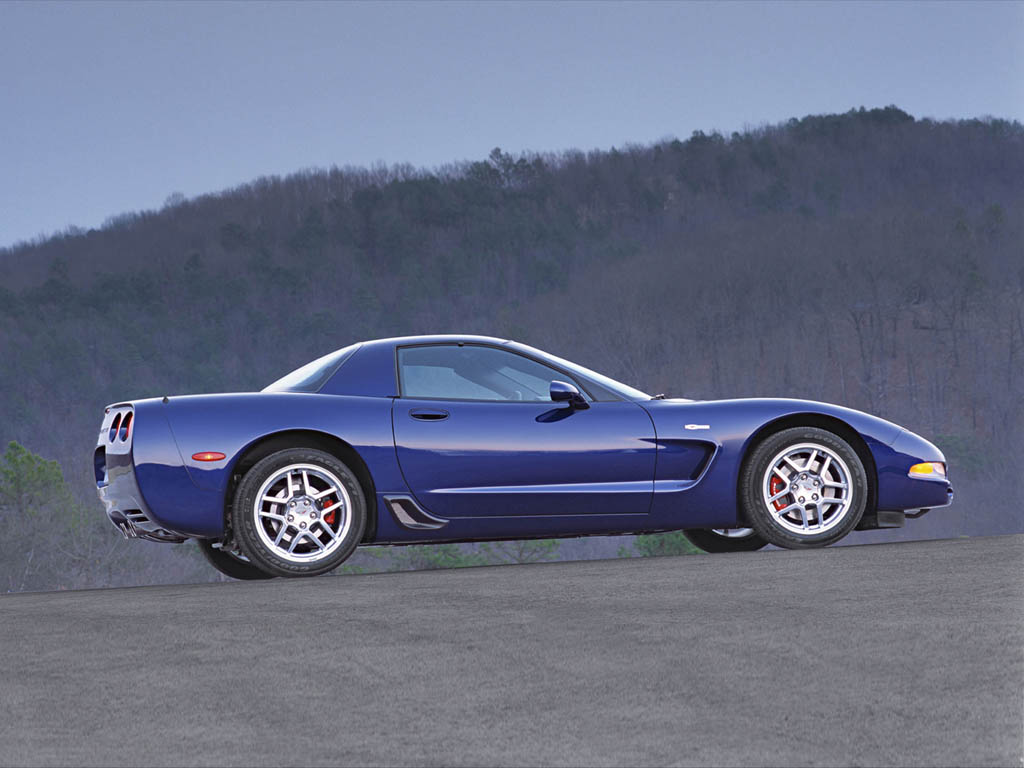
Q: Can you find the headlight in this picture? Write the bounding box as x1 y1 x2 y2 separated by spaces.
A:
909 462 946 478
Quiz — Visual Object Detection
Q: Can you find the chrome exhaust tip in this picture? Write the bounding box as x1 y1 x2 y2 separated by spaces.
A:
109 512 138 539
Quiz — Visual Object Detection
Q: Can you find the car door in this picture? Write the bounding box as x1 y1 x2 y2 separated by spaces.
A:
392 343 656 519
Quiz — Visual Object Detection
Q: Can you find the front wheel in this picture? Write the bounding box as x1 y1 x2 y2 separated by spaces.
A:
681 527 769 553
740 426 867 549
232 448 367 578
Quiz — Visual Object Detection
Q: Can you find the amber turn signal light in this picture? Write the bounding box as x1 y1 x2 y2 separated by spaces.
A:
909 462 946 477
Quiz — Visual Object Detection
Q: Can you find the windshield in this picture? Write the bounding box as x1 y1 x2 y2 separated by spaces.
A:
262 344 361 393
509 343 652 401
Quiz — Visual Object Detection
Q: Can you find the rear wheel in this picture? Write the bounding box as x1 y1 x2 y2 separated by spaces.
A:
232 448 366 578
741 426 867 549
197 538 275 580
681 527 768 553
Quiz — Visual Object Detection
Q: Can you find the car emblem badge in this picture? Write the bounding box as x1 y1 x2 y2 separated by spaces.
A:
685 424 710 430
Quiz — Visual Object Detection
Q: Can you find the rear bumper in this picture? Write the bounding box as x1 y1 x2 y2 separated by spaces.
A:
95 406 187 543
97 469 186 542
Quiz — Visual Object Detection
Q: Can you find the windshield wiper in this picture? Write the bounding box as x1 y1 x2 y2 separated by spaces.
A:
651 393 667 400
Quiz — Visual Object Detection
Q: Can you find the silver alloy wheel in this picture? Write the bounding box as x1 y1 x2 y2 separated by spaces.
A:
710 527 756 538
252 463 352 563
762 442 853 535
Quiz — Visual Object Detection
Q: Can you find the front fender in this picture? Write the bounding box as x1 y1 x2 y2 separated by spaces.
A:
643 398 906 528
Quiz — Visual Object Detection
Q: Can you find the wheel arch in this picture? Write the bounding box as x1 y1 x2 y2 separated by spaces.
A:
225 430 378 543
735 413 878 524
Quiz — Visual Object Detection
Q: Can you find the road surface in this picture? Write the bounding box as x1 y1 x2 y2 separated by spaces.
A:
1 535 1022 767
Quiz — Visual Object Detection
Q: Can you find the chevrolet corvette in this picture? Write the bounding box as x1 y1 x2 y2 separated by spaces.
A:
94 335 953 579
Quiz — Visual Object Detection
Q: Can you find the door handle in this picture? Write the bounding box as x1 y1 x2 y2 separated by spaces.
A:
409 409 449 421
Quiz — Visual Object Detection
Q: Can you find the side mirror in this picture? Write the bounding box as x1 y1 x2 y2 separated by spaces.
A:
549 380 589 410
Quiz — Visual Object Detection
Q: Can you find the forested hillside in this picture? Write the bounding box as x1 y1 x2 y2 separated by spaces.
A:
2 106 1022 590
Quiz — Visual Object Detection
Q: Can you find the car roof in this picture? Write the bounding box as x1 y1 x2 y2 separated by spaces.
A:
318 335 516 398
309 333 652 402
357 334 511 350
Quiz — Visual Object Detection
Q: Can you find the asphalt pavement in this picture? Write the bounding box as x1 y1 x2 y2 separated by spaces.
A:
1 535 1021 767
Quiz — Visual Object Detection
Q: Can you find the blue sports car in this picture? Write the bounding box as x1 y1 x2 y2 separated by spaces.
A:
94 335 953 579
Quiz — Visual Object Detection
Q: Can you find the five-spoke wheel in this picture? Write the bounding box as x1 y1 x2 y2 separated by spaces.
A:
760 442 853 535
232 448 366 577
741 427 867 548
252 463 353 563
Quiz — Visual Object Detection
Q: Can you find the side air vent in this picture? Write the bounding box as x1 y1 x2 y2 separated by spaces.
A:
109 413 122 442
384 495 449 531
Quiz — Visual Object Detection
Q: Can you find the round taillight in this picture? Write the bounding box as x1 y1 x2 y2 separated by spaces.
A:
109 413 122 442
120 412 133 441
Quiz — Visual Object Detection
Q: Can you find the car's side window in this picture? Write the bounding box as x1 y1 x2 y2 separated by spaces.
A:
398 345 587 402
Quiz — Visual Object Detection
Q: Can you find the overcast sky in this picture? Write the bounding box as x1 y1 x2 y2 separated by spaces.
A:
1 0 1021 248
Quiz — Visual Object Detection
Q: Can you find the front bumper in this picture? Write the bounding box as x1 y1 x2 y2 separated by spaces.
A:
875 429 955 513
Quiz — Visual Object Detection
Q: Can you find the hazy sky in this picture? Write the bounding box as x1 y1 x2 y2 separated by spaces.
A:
1 0 1021 248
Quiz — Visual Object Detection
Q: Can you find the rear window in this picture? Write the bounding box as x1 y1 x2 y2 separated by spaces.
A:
262 344 361 393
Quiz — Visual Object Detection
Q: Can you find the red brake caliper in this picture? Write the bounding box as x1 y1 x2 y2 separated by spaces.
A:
769 476 787 511
321 495 336 525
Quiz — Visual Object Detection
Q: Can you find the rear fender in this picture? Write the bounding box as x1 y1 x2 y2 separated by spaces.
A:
149 393 405 538
130 399 225 538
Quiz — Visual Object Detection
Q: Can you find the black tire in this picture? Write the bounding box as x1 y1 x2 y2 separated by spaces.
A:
232 448 366 578
741 426 867 549
681 528 769 553
197 538 275 580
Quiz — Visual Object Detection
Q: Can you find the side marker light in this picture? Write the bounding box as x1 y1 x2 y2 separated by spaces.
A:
192 452 226 462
